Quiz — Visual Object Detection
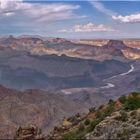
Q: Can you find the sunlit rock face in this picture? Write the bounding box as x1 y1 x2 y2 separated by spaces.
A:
1 36 140 60
74 39 108 46
124 40 140 49
75 39 140 60
122 48 140 60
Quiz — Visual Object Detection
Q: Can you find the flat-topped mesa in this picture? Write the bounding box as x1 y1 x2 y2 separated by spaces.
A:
104 40 127 50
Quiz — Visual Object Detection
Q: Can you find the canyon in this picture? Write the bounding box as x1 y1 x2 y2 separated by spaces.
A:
0 36 140 138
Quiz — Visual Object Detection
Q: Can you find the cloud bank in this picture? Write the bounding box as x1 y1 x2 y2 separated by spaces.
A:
58 22 115 33
0 0 83 34
112 13 140 23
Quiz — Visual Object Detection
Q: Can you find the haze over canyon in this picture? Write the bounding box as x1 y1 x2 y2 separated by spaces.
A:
0 36 140 138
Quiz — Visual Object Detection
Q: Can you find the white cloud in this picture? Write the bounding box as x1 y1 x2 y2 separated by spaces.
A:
112 13 140 23
89 1 116 16
58 22 116 33
0 0 82 26
89 1 140 24
89 0 140 24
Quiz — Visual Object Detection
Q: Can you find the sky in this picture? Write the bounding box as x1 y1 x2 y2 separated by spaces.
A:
0 0 140 39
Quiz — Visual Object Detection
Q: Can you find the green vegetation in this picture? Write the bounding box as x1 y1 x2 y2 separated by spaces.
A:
62 131 80 140
87 119 101 132
89 107 96 113
118 95 127 104
105 101 115 116
108 99 114 104
60 92 140 140
95 99 115 120
119 110 128 122
78 124 85 132
121 111 128 121
98 104 104 110
84 119 90 126
124 93 140 110
62 126 86 140
131 92 140 97
95 110 103 119
62 119 101 140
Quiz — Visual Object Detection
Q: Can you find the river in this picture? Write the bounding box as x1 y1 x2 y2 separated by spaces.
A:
101 64 135 89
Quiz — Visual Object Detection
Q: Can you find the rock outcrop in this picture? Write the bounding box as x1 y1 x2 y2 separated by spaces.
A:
14 125 46 140
86 109 140 140
47 92 140 140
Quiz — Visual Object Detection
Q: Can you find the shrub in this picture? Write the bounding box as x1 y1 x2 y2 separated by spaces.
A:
115 110 128 122
78 124 85 132
87 119 101 132
67 116 76 122
131 92 139 97
118 95 126 104
67 115 80 125
75 113 80 118
120 111 128 122
108 99 114 104
124 95 140 110
62 131 77 140
95 110 104 119
103 101 115 117
99 105 104 110
84 119 90 126
62 127 86 140
89 107 96 113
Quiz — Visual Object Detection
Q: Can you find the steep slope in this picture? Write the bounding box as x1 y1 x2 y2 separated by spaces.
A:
0 85 88 139
1 36 140 60
0 47 130 91
47 92 140 140
73 39 140 60
86 109 140 139
0 36 128 61
32 40 126 61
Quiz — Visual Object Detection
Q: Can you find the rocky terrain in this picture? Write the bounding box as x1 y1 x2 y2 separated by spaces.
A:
74 39 140 60
75 39 140 49
0 36 140 139
0 42 139 108
47 92 140 140
0 45 131 91
0 85 88 139
86 109 140 140
1 36 140 61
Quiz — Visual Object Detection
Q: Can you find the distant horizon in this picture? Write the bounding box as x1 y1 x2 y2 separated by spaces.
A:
1 34 140 40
